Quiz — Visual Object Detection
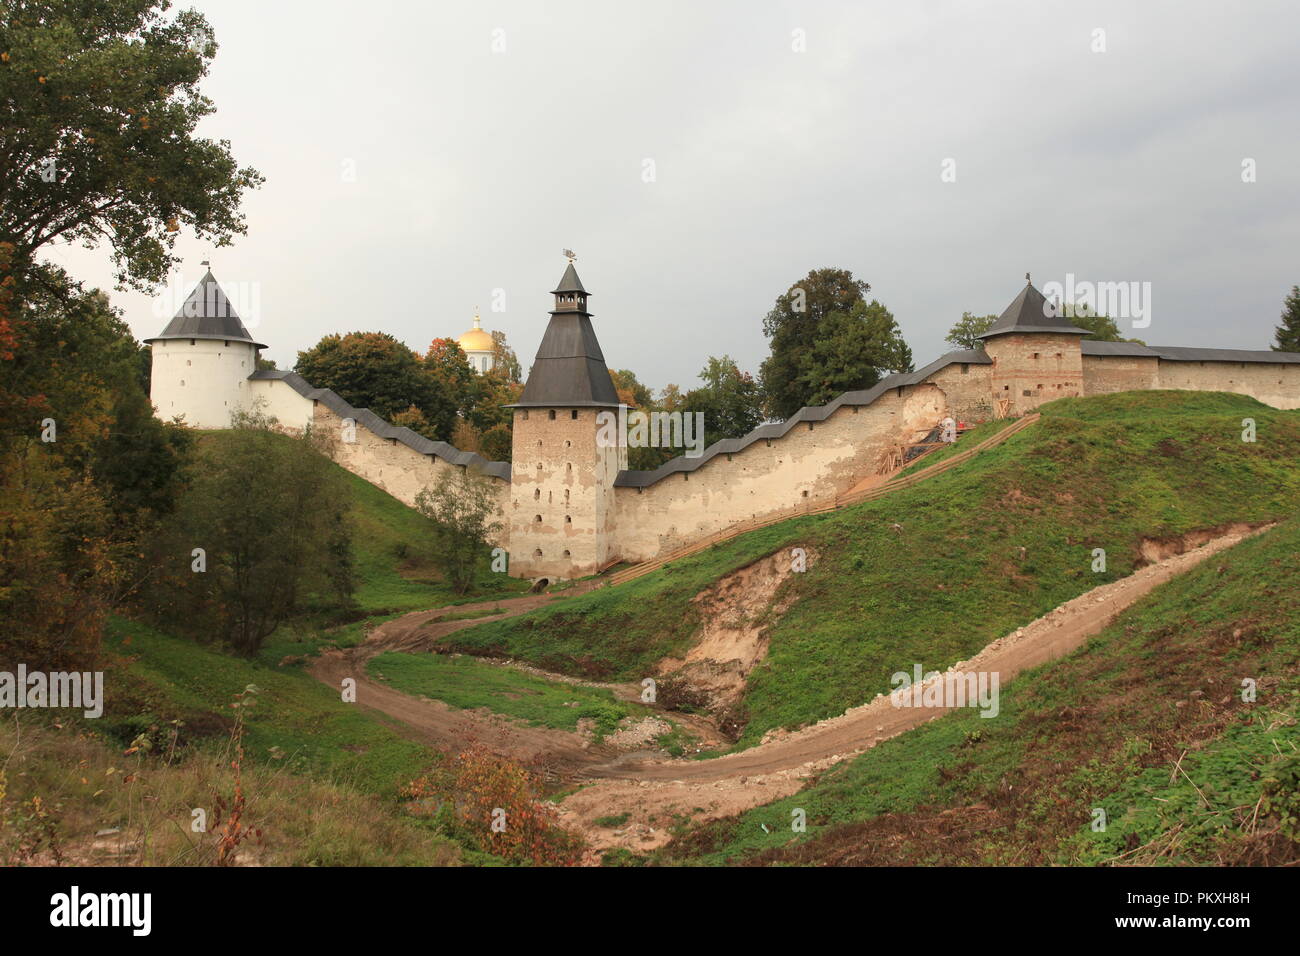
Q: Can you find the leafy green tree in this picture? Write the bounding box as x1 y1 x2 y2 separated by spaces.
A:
295 331 456 437
792 301 912 409
0 264 192 668
0 0 263 289
945 312 997 350
415 466 503 593
760 268 911 419
682 355 764 449
479 424 512 462
153 405 354 654
424 337 476 421
1274 285 1300 352
1061 304 1146 344
610 368 653 409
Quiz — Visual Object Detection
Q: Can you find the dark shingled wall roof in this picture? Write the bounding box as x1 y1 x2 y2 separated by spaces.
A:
1081 341 1300 364
248 370 511 480
145 269 267 348
614 350 991 488
979 281 1090 340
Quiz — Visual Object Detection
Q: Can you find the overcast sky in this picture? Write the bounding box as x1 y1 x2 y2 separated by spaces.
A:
44 0 1300 392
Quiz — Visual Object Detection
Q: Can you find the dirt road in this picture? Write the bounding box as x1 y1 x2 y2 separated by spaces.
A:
307 525 1268 850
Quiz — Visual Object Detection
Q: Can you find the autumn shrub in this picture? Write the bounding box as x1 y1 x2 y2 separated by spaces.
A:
403 745 584 866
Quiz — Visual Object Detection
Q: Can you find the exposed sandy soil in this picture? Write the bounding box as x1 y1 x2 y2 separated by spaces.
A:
656 548 817 716
307 525 1270 854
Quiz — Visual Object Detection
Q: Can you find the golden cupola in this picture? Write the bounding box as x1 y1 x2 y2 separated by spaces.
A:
456 311 496 373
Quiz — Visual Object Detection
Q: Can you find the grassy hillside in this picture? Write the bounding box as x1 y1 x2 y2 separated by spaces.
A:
444 391 1300 747
658 514 1300 866
0 438 532 867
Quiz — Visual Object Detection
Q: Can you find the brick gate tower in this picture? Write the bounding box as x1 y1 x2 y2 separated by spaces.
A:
507 260 626 581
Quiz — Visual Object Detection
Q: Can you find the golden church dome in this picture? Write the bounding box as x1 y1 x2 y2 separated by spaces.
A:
456 312 495 353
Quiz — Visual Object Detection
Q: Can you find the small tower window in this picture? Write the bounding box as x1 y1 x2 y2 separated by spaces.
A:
563 550 571 558
548 410 556 420
534 549 542 558
534 515 542 523
571 410 578 420
565 515 572 524
564 489 570 503
533 488 540 500
566 463 572 473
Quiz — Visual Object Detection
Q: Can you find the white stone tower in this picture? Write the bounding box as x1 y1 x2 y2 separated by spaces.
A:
145 269 266 428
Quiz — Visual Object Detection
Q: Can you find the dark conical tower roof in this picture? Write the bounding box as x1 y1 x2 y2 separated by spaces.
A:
978 276 1091 340
509 262 620 408
144 269 266 348
551 261 588 295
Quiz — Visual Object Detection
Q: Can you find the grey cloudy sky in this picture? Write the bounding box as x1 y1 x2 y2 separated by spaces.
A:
45 0 1300 392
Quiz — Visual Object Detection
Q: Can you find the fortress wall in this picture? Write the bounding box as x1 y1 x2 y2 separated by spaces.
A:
309 400 511 543
611 383 946 563
1156 360 1300 410
1081 355 1160 395
245 376 316 429
925 362 995 422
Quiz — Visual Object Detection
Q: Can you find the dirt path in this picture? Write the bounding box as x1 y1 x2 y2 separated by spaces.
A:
308 590 620 771
558 524 1271 850
307 525 1268 852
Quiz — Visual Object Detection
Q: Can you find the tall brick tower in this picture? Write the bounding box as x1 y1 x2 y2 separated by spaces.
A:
980 276 1090 416
507 259 626 581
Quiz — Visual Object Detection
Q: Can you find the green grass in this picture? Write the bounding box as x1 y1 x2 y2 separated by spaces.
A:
367 652 644 737
444 391 1300 749
104 617 434 795
660 512 1300 866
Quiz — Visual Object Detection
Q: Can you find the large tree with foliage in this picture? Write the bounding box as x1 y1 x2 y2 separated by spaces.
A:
945 312 997 350
0 265 192 669
1274 285 1300 352
295 331 457 437
148 405 354 654
0 0 263 289
415 466 502 593
793 300 913 409
682 355 764 450
760 268 911 419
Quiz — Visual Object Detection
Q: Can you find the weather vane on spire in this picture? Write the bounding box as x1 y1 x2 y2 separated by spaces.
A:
1025 271 1031 284
563 248 576 264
